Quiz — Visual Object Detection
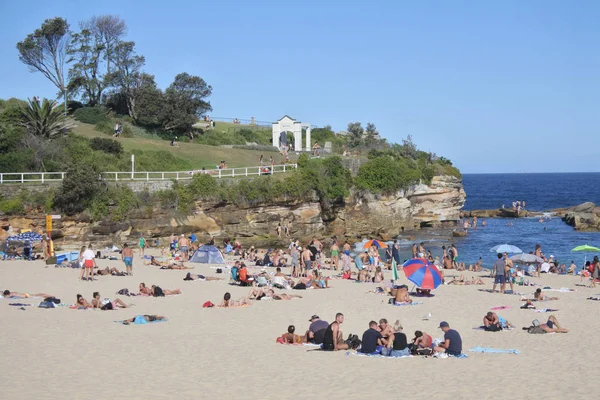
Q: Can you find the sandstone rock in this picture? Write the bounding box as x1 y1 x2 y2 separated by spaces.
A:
562 202 600 232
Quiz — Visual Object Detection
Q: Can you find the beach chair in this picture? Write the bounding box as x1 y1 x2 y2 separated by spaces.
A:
231 266 239 283
255 275 270 287
354 256 364 271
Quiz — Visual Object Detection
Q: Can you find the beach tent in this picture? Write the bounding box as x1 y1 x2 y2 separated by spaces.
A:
190 245 225 264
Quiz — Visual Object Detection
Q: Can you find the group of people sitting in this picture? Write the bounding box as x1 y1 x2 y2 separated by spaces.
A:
279 314 463 357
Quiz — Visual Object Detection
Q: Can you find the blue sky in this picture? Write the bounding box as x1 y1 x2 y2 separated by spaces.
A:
1 0 598 173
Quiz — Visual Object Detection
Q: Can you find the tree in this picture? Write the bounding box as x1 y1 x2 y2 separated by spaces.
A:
54 164 106 215
347 122 364 147
401 134 418 158
67 15 127 106
19 98 73 139
16 18 71 100
133 74 164 126
110 41 145 122
160 73 212 132
365 122 378 143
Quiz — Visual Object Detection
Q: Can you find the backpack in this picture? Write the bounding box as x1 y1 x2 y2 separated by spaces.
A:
44 297 61 304
38 301 56 308
153 286 165 297
117 288 130 296
485 324 502 332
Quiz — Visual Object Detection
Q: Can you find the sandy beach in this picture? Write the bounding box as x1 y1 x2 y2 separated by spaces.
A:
1 250 597 400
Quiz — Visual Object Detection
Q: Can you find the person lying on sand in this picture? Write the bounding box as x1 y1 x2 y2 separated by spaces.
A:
412 330 433 349
447 275 485 285
2 290 54 299
94 267 127 276
534 288 559 301
138 283 152 296
183 272 223 281
122 315 166 325
539 315 568 333
91 291 130 309
150 285 181 296
483 311 511 330
76 294 92 308
282 325 305 344
219 292 251 307
160 264 192 270
248 287 302 300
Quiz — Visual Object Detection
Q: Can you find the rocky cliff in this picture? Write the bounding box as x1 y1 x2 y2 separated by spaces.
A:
0 175 466 247
562 202 600 232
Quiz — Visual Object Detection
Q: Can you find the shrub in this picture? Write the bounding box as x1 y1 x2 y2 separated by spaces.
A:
0 197 24 214
355 156 421 194
231 144 278 152
94 120 134 138
54 164 106 215
74 107 109 124
89 137 123 155
187 173 220 200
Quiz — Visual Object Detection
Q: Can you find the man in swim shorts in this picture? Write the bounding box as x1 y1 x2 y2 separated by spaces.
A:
178 234 190 262
122 243 134 276
492 253 506 294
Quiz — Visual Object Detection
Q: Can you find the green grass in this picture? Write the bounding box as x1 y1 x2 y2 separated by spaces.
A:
72 122 288 170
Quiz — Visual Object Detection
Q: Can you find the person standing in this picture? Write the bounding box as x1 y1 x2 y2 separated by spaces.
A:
139 235 146 259
179 234 190 262
275 223 282 238
504 252 514 292
301 247 313 276
451 244 459 268
41 236 49 261
592 255 599 288
492 253 506 294
122 243 134 276
433 321 462 356
392 240 400 266
82 244 97 281
290 246 300 277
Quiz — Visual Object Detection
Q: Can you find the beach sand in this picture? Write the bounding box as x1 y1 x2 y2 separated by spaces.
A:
1 252 596 399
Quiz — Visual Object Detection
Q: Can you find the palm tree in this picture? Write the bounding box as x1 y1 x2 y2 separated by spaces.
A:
20 98 72 139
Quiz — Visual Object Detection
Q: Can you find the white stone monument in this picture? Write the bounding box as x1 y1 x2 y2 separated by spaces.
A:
272 115 311 151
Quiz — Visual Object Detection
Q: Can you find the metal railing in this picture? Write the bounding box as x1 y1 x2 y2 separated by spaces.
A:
0 164 298 184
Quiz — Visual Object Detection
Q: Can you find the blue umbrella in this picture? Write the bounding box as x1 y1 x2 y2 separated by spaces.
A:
490 244 522 254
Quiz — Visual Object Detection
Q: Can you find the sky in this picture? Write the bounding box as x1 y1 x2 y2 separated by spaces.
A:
0 0 598 173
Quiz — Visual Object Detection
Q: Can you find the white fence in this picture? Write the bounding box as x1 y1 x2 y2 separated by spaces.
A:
0 164 298 184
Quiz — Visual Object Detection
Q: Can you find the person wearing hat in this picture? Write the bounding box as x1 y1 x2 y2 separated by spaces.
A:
433 321 462 356
305 315 328 344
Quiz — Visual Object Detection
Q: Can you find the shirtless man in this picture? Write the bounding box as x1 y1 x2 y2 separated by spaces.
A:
248 287 302 300
393 285 412 304
413 330 433 349
483 311 511 330
138 283 152 296
379 318 394 346
122 243 134 276
301 247 313 276
219 292 251 307
533 288 559 301
322 313 350 351
539 315 568 333
178 234 190 262
94 267 126 276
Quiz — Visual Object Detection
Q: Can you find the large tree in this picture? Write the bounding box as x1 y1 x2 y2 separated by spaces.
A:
16 17 71 100
67 15 127 106
110 41 146 122
160 73 212 132
347 122 364 147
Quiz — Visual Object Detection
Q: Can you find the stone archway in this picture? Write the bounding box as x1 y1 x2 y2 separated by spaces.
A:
272 115 311 151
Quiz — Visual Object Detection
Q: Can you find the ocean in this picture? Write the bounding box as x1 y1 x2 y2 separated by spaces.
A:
360 173 600 270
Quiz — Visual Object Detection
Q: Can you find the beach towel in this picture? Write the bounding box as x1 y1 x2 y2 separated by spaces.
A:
532 308 559 312
478 289 524 296
115 317 168 325
469 347 520 355
586 297 600 301
433 353 468 359
491 306 511 310
391 301 423 306
9 303 33 306
410 292 435 298
345 351 413 359
544 288 575 292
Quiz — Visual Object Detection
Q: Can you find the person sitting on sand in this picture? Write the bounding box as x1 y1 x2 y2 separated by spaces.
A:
282 325 305 344
151 285 181 296
393 285 412 304
272 267 294 289
2 290 53 299
378 318 394 350
322 313 354 351
388 321 410 357
412 330 433 349
94 267 127 276
76 294 92 308
248 287 302 301
219 292 251 307
122 315 166 325
183 272 223 281
483 311 511 330
533 288 559 301
539 315 569 333
359 321 384 354
469 258 484 272
373 266 385 283
91 291 130 310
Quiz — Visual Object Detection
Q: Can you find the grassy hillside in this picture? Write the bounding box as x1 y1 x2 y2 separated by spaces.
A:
73 122 286 170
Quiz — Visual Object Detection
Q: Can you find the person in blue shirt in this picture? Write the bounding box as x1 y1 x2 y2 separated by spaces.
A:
434 321 462 356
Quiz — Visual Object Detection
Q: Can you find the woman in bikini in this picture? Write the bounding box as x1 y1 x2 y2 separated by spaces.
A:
248 287 302 300
373 266 385 283
282 325 305 343
122 315 166 325
2 290 54 299
219 292 251 307
76 294 92 308
91 292 130 310
533 288 559 301
150 285 181 296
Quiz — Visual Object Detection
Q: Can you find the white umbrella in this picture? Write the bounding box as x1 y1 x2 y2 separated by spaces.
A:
490 244 523 254
510 253 544 264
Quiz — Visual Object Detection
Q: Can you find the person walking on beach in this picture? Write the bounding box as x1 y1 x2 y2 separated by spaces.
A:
450 244 459 268
492 253 506 294
139 235 146 259
330 240 339 271
82 244 97 281
122 243 134 276
534 244 543 277
504 252 514 292
301 247 313 276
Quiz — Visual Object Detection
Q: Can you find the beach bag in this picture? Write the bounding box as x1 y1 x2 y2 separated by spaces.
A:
38 301 56 308
202 301 215 308
485 324 502 332
117 288 130 296
44 297 61 304
153 286 165 297
293 282 307 290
